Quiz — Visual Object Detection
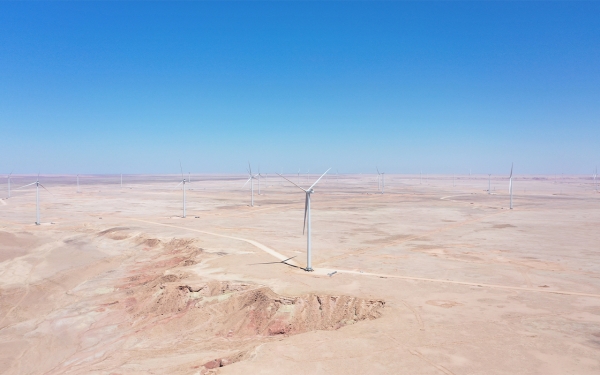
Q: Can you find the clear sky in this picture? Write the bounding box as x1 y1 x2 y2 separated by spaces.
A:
1 1 599 175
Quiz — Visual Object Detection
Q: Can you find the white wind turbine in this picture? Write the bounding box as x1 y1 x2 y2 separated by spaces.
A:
488 174 492 194
6 171 13 198
258 166 264 195
15 174 51 225
376 167 385 194
242 163 258 207
120 173 123 189
278 168 330 272
509 163 514 209
174 163 188 218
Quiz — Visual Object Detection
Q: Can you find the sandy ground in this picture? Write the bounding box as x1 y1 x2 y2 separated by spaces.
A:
0 173 599 374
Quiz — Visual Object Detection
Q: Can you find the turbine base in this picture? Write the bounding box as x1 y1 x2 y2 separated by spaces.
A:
305 267 314 272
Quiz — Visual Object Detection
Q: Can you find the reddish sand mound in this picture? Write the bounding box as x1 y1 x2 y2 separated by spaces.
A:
129 275 384 337
211 287 385 337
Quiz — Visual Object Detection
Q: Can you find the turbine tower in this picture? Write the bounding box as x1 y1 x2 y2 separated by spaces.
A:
174 163 188 218
16 175 50 225
509 163 514 209
242 163 259 207
376 167 385 194
7 171 13 198
278 168 330 271
258 166 263 195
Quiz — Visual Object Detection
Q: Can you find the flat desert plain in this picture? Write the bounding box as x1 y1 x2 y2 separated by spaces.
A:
1 174 599 374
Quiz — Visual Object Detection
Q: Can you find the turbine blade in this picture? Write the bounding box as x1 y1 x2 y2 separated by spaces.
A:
308 168 331 190
173 181 183 189
39 183 53 195
509 163 513 178
180 161 184 180
376 167 380 175
248 162 252 176
277 173 307 192
15 182 36 190
302 193 308 235
242 177 252 188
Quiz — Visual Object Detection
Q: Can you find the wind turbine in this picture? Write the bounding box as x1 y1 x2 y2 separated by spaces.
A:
174 163 188 218
509 163 514 209
7 171 13 198
297 169 301 184
120 174 123 189
278 168 330 272
376 167 385 194
258 166 263 195
15 174 50 225
242 163 258 207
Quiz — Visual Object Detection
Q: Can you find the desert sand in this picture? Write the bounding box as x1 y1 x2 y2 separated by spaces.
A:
1 173 599 374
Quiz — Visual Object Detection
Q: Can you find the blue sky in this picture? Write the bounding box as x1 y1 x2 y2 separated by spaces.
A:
1 1 599 175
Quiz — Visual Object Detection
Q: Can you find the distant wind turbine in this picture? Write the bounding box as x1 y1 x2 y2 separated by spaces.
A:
242 163 259 207
376 167 385 194
15 174 51 225
174 163 188 218
278 168 330 272
258 166 264 195
509 163 514 209
488 174 491 195
6 171 13 198
120 174 123 189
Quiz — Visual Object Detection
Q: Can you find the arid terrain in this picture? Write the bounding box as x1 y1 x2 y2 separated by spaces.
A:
1 173 599 374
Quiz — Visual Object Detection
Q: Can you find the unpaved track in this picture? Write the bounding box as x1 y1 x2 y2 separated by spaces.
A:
128 217 600 298
128 218 302 267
